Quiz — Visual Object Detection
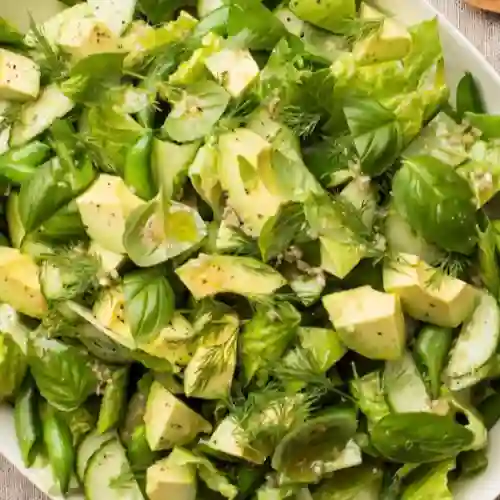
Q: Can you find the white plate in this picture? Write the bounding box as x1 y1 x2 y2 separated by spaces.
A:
2 0 500 498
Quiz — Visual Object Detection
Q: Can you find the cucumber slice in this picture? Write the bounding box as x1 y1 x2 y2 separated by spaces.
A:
446 292 500 379
384 351 432 413
77 430 115 481
84 439 145 500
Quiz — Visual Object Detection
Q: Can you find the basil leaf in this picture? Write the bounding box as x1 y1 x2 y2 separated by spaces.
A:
258 202 305 262
18 157 95 235
162 81 230 143
371 413 473 463
123 268 175 341
61 52 126 104
344 97 403 177
456 72 485 120
28 335 100 412
392 155 478 254
227 0 287 50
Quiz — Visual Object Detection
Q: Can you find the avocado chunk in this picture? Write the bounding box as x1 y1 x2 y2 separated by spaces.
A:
0 247 46 318
146 455 197 500
202 417 267 464
323 286 406 360
184 312 238 400
145 381 212 451
176 254 286 299
88 0 137 36
383 253 477 328
218 128 283 235
24 4 93 47
353 3 411 64
93 286 137 350
88 242 125 276
319 237 366 280
58 15 123 60
0 49 40 101
10 84 75 146
289 0 356 33
139 314 196 369
76 174 143 254
205 48 259 98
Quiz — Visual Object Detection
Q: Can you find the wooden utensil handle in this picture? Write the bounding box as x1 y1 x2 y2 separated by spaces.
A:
466 0 500 13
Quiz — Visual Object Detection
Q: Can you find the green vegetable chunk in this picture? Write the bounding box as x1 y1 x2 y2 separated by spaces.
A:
371 413 474 463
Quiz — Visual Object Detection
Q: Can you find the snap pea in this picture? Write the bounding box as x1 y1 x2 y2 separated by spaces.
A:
0 141 51 184
414 325 453 399
124 131 156 200
41 402 75 495
14 376 40 467
97 367 129 434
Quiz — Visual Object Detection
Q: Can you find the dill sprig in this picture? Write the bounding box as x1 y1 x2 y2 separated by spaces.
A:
190 332 237 393
270 348 349 397
227 387 320 449
278 104 321 138
336 17 384 45
426 252 473 288
39 246 102 303
0 103 23 134
28 17 68 81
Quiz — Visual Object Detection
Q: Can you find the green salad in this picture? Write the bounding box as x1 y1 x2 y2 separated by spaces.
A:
0 0 500 498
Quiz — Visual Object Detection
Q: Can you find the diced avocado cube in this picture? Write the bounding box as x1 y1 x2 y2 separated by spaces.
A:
202 417 267 464
218 128 283 235
76 174 143 254
10 84 75 146
88 242 125 276
88 0 137 36
383 253 478 328
145 381 212 451
320 236 365 279
323 286 406 360
298 327 346 371
24 4 94 48
176 254 286 299
205 48 259 98
0 247 47 318
0 50 40 102
353 3 411 64
58 16 123 60
289 0 356 33
146 455 197 500
93 286 136 349
339 176 377 229
139 315 196 369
